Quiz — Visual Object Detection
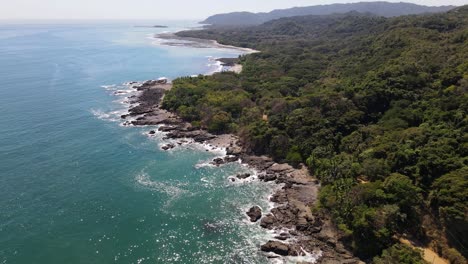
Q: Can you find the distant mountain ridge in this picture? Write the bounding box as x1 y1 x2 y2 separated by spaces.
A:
201 1 456 26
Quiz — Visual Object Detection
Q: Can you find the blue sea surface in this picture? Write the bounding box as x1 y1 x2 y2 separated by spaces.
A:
0 21 275 263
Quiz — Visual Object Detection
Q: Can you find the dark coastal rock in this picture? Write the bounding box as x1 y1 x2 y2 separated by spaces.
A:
165 129 216 143
149 130 156 135
161 144 175 150
211 158 225 166
246 206 262 222
217 57 238 67
260 214 276 229
270 191 288 204
271 206 299 226
296 215 323 234
224 155 239 163
193 133 216 142
121 114 128 119
128 88 166 116
136 80 159 90
165 131 184 139
296 216 310 231
275 173 290 184
131 119 159 126
158 126 177 132
274 232 290 241
241 155 274 171
129 105 154 115
289 230 299 236
268 163 294 173
260 241 291 256
226 146 242 156
263 174 277 182
236 173 251 179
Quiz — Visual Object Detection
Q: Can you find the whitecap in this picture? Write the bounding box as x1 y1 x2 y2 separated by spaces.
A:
194 161 217 169
91 109 114 121
285 249 322 264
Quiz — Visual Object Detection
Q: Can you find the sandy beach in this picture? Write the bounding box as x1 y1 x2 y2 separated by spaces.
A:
154 32 259 54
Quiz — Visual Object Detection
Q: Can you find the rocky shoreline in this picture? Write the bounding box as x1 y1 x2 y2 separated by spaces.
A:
120 80 362 264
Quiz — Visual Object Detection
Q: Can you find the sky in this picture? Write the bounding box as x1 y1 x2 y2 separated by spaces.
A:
0 0 466 20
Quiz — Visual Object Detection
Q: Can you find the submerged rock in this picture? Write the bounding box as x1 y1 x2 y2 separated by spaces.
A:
246 206 262 222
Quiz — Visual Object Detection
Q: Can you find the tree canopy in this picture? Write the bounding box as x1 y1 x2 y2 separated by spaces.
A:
165 7 468 262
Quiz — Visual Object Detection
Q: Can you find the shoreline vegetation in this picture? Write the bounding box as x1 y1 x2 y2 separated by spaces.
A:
123 7 466 263
120 81 359 263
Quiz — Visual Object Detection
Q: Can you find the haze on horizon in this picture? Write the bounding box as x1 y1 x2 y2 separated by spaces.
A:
1 0 466 20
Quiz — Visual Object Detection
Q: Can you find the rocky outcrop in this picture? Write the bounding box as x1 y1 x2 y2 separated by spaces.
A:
246 206 262 222
161 144 175 150
260 240 303 256
259 173 277 182
211 157 225 166
224 156 239 163
260 214 276 229
226 145 242 156
236 173 251 179
261 241 290 256
126 79 362 264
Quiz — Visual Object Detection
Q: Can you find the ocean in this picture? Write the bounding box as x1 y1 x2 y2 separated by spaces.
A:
0 21 276 263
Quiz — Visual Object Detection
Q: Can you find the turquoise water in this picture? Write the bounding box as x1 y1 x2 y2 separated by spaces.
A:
0 21 275 263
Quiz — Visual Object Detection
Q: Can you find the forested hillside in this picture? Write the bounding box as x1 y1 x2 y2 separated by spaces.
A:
165 7 468 263
201 1 455 26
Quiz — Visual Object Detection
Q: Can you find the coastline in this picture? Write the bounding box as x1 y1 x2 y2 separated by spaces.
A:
117 36 360 263
154 32 259 54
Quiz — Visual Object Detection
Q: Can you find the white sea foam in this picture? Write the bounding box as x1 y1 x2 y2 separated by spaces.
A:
206 58 223 75
91 109 117 122
285 250 322 264
95 82 145 126
135 173 186 198
101 84 117 90
194 161 217 169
